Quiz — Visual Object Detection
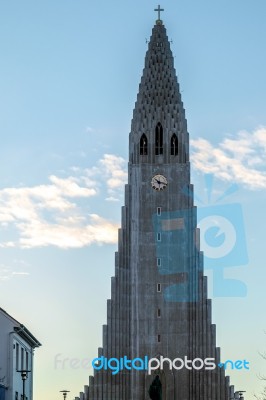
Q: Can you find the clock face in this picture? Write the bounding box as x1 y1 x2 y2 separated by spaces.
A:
151 174 168 191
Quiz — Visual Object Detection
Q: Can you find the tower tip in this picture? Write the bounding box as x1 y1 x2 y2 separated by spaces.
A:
154 4 164 24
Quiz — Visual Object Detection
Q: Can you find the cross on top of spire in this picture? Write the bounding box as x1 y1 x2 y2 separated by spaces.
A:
154 4 164 22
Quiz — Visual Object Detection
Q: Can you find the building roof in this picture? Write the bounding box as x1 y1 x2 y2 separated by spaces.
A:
0 307 41 348
14 325 41 348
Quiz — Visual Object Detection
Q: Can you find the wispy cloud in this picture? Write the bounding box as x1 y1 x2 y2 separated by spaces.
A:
105 197 120 202
18 214 119 249
99 154 127 196
0 265 11 281
0 241 15 248
12 272 30 276
191 127 266 190
0 154 126 249
0 263 29 281
0 175 96 225
84 154 127 200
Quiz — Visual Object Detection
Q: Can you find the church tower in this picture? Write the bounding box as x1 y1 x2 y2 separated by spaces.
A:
78 8 242 400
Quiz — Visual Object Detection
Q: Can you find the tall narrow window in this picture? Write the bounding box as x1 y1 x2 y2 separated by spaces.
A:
158 334 161 343
16 343 19 371
157 232 161 242
157 207 161 216
26 351 29 370
155 122 163 155
157 258 161 267
140 134 148 155
157 283 161 292
157 308 161 317
171 133 178 156
21 348 24 370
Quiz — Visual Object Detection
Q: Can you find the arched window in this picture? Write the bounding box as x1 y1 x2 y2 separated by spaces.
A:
155 122 163 155
140 134 148 155
170 134 178 156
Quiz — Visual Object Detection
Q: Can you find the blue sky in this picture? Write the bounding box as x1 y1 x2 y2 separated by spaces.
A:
0 1 266 399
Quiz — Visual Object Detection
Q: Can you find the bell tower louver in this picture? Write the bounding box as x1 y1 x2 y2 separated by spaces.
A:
76 9 243 400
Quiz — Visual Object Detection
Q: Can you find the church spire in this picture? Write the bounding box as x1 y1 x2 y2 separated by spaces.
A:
130 15 189 165
75 10 242 400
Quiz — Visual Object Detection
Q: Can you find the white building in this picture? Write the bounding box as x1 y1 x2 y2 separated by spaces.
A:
0 307 41 400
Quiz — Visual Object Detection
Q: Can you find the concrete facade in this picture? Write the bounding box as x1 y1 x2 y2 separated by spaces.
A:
78 19 243 400
0 308 41 400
